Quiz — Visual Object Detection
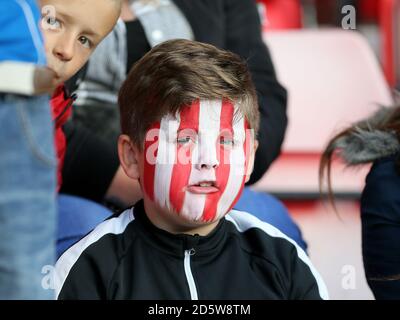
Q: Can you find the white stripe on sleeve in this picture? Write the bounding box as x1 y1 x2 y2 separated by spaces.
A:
226 210 329 300
54 209 135 299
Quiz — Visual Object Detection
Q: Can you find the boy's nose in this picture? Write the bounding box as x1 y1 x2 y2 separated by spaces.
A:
53 36 74 61
197 162 218 170
195 139 219 170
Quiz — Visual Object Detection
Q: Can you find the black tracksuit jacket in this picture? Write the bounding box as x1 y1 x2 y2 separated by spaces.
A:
56 201 328 300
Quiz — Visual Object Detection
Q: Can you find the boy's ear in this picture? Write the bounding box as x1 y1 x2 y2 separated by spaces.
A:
118 134 140 180
244 139 259 183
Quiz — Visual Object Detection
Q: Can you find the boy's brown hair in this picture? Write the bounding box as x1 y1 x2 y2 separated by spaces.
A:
118 39 259 148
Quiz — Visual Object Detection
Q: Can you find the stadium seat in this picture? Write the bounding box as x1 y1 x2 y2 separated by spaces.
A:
359 0 379 22
357 0 399 87
257 0 302 31
253 29 393 198
378 0 400 87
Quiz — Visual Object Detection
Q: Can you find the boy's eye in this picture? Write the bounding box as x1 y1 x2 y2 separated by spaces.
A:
78 36 91 49
219 130 235 146
43 16 61 29
220 136 234 146
177 129 197 145
177 136 193 144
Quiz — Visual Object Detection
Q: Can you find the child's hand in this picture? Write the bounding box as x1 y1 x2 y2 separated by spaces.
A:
33 66 61 95
120 0 136 21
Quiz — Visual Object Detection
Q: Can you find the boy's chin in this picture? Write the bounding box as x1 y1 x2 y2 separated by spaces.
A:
151 200 226 231
58 72 75 84
178 210 226 225
47 64 80 85
170 214 220 235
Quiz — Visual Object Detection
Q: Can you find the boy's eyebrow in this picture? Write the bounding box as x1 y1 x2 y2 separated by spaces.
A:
56 11 101 39
177 124 199 132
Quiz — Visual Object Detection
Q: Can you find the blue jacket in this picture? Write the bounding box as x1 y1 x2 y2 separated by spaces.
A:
0 0 45 64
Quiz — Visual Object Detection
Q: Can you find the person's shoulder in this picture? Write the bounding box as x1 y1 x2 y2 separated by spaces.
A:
57 207 137 261
368 153 400 180
54 208 138 295
225 209 303 257
364 153 400 198
362 153 400 220
225 209 329 300
224 209 311 276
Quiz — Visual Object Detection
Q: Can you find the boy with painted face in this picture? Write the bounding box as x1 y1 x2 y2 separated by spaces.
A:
139 99 254 232
55 39 328 300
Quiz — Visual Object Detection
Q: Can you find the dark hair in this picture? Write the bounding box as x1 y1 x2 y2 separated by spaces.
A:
118 39 259 149
319 105 400 203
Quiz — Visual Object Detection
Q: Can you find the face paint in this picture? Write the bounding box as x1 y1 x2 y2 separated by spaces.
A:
143 99 251 223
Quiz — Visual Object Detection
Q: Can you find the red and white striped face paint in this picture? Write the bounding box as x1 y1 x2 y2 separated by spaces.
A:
143 99 252 223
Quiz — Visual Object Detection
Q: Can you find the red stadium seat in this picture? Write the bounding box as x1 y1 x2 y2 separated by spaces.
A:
357 0 399 87
252 30 393 198
305 0 397 87
257 0 302 31
378 0 400 87
358 0 379 22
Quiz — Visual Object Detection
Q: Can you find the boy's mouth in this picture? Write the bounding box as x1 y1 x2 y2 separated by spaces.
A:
186 181 219 194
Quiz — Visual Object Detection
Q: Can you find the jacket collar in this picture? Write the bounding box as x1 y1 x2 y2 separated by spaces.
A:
133 200 228 258
51 84 76 127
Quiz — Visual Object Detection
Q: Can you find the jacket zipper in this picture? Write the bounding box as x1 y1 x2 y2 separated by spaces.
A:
184 248 198 300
